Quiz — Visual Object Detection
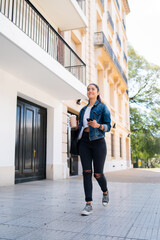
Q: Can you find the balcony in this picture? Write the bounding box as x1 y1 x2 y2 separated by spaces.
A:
115 0 120 10
116 33 121 48
94 32 127 85
123 52 127 63
107 11 114 32
0 0 87 99
29 0 88 31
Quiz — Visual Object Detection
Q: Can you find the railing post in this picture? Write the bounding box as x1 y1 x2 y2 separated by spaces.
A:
70 49 72 73
0 0 2 12
47 24 49 53
11 0 14 22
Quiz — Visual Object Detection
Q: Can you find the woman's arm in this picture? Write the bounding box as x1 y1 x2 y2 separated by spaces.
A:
101 104 111 132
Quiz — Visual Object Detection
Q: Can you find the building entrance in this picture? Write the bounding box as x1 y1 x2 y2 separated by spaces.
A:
15 98 47 183
67 113 79 176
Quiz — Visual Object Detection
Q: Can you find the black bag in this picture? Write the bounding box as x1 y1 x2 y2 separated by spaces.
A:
70 129 79 155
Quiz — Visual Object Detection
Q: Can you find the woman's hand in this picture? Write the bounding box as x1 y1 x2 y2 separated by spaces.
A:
88 120 100 128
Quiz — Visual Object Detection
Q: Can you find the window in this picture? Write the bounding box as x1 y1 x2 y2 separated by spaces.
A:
111 133 114 157
97 17 102 32
97 70 104 98
120 136 122 158
116 17 119 32
123 38 126 52
118 94 122 114
110 84 114 107
108 0 112 13
108 36 112 47
126 138 129 160
70 32 82 79
125 103 128 123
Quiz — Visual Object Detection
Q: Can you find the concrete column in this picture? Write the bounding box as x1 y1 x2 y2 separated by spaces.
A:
46 102 64 180
0 70 17 186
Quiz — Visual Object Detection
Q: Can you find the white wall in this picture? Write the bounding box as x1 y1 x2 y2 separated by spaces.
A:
0 68 67 186
0 71 17 186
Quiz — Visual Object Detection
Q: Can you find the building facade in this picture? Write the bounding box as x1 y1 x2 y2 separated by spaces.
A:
0 0 130 186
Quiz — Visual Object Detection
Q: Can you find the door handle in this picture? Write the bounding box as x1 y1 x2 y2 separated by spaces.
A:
33 149 36 158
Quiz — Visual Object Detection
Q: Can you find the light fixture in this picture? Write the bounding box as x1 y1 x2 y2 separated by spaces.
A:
113 123 116 129
76 99 81 105
127 134 130 138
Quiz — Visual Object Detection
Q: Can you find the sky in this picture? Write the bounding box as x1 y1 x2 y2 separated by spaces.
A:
126 0 160 66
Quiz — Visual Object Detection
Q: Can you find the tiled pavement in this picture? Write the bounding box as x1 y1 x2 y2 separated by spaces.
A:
0 169 160 240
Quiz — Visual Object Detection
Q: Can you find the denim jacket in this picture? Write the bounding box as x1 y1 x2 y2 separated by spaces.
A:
79 100 111 141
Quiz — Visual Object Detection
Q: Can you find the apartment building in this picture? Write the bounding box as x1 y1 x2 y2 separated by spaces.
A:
65 0 131 175
0 0 130 186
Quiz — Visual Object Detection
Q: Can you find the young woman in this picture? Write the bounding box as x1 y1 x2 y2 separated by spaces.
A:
78 83 111 216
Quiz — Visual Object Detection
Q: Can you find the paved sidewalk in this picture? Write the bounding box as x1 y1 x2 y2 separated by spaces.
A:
0 169 160 240
106 168 160 183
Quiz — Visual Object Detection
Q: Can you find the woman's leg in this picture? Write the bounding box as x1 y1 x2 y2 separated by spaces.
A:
92 138 108 193
79 133 93 202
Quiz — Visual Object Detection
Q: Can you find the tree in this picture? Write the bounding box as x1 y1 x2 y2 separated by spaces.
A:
128 45 160 167
128 45 160 109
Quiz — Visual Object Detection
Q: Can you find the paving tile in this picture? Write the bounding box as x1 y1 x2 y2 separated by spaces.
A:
73 233 107 240
25 208 65 221
0 225 34 239
45 219 87 232
3 215 54 228
17 229 77 240
0 215 23 224
57 212 100 222
151 228 159 240
0 238 10 240
0 207 29 216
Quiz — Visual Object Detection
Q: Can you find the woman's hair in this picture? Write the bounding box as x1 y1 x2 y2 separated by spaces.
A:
88 83 101 102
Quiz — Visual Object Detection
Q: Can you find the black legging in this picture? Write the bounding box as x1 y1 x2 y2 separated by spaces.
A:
79 132 108 202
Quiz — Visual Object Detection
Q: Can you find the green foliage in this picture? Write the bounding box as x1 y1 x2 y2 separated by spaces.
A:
128 45 160 109
128 45 160 167
130 108 159 159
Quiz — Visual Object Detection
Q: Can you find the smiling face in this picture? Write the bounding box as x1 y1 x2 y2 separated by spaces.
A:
87 84 99 101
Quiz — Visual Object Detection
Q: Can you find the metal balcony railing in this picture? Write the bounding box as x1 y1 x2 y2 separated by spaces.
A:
0 0 86 85
116 32 121 48
122 19 126 31
76 0 86 15
115 0 120 10
94 32 128 85
123 52 127 63
107 11 114 31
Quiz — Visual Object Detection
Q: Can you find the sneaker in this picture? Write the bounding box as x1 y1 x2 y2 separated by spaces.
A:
81 203 93 216
102 191 109 206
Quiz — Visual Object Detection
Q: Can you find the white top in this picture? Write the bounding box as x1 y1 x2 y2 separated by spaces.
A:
78 106 92 140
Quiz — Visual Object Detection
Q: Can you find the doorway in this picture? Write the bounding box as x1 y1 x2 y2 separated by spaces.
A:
67 112 79 176
15 98 47 183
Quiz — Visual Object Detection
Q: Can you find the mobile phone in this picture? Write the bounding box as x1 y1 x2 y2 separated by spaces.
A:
87 118 93 122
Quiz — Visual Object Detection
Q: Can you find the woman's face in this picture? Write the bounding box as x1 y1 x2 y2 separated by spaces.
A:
87 84 99 100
